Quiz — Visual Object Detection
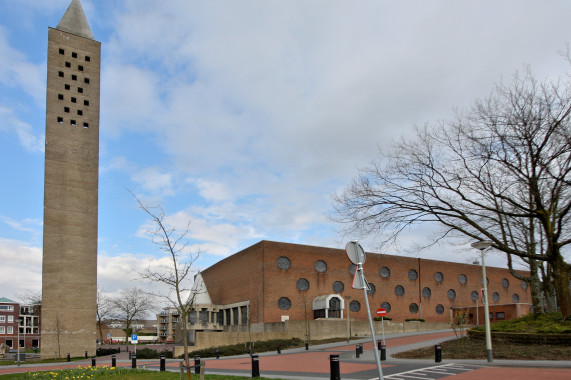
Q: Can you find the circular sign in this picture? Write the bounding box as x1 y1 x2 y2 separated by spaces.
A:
376 307 387 317
345 241 366 265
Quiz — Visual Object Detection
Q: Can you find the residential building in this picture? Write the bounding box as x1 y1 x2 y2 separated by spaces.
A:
0 298 41 349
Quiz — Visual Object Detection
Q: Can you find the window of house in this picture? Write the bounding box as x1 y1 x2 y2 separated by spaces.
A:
434 272 444 283
72 52 77 58
458 274 467 284
496 312 505 319
448 289 456 300
296 278 309 291
422 287 431 298
367 283 376 295
65 84 70 90
65 62 71 68
232 307 239 325
409 303 419 313
83 122 89 128
225 309 231 325
408 269 418 280
78 65 84 71
78 87 83 93
64 107 70 113
84 77 90 84
85 56 91 62
84 100 89 106
199 309 208 324
381 302 391 312
7 326 13 334
435 304 445 314
77 110 83 116
332 281 344 293
0 326 4 334
58 71 64 77
380 266 390 278
8 316 13 322
217 311 224 326
0 316 5 322
58 94 64 100
328 297 341 318
59 48 65 55
71 120 76 126
72 74 77 81
278 297 291 310
58 117 64 123
241 306 248 325
395 285 405 296
315 260 327 273
71 97 76 103
350 300 361 312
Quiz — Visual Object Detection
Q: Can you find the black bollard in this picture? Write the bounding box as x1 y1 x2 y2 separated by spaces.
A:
251 354 260 378
359 343 363 355
435 344 442 363
305 341 309 350
97 348 100 357
329 354 340 380
277 345 281 355
380 345 386 361
377 340 382 351
118 347 121 353
194 355 200 375
216 349 220 359
128 351 132 359
355 345 360 358
91 357 96 367
131 355 137 369
112 355 116 368
67 353 70 362
85 351 88 359
249 347 253 357
160 355 165 372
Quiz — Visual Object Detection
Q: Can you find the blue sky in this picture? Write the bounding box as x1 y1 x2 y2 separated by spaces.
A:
1 0 571 303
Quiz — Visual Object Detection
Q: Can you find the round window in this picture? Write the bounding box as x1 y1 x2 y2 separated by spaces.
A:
422 287 431 298
395 285 405 296
349 264 356 275
409 303 419 313
434 272 444 283
367 283 376 295
297 278 309 291
521 281 528 290
380 266 390 278
493 292 500 303
381 302 391 312
350 300 361 312
408 269 418 280
315 260 327 273
447 289 456 300
332 281 344 293
277 256 291 270
278 297 291 310
513 293 520 303
502 278 509 288
435 304 445 314
471 290 479 301
458 274 467 284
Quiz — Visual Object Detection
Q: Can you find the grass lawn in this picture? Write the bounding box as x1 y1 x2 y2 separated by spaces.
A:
0 368 286 380
394 336 571 360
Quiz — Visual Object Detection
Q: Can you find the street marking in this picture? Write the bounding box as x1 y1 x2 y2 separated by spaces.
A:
370 363 482 380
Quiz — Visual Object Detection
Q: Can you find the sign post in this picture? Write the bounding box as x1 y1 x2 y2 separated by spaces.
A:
346 241 384 380
131 334 138 355
377 308 387 345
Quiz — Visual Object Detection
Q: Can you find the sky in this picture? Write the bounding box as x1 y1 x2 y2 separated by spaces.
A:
1 0 570 306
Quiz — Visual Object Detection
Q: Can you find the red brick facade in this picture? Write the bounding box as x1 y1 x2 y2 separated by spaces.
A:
200 241 531 324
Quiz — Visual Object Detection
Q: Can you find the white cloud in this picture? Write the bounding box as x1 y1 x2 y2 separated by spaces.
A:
0 106 44 153
0 238 42 302
131 166 174 196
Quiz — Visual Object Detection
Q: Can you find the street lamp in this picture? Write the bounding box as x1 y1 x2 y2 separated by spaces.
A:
16 317 23 366
471 240 493 363
344 296 352 343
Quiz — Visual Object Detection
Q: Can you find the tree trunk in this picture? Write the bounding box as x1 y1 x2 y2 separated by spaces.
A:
528 260 544 315
551 253 571 318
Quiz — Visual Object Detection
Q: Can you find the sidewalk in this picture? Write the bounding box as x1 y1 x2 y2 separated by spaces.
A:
1 330 570 379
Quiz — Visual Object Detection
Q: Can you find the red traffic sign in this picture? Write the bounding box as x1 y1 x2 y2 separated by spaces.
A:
376 308 387 317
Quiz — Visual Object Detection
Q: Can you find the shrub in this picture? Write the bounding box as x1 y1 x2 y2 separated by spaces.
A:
96 348 120 356
374 317 392 321
405 318 425 322
187 338 304 359
134 347 173 359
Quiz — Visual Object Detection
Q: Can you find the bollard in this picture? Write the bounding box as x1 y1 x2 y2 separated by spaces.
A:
329 354 340 380
249 347 253 357
85 351 88 359
380 345 386 361
355 345 360 358
129 351 132 359
112 355 116 368
67 353 70 362
118 347 121 353
435 344 442 363
216 349 220 359
160 355 166 372
194 355 200 375
305 341 309 350
277 345 281 355
91 357 96 367
251 354 260 378
359 343 363 355
97 348 101 357
132 354 137 369
377 340 382 352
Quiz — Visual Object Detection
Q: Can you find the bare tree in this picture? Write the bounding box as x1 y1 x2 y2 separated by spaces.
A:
111 287 155 341
17 290 42 305
333 68 571 317
132 194 201 375
96 289 114 344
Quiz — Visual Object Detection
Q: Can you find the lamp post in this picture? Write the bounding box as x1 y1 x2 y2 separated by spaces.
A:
344 296 352 343
16 317 23 366
471 240 493 363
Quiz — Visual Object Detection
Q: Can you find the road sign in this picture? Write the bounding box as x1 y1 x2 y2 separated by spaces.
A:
345 241 366 265
131 334 138 344
376 308 387 317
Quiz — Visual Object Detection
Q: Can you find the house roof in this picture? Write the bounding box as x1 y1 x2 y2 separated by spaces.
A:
0 297 17 304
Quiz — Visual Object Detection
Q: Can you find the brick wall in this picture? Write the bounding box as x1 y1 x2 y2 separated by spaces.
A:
201 241 532 324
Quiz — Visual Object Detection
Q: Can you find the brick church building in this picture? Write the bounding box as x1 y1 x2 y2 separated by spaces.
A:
190 241 531 333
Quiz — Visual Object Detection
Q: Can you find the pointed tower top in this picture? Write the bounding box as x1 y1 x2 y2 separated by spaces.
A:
56 0 94 40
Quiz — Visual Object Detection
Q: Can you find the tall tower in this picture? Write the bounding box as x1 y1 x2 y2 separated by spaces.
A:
41 0 100 359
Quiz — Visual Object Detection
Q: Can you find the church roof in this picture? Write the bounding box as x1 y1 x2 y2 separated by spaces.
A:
56 0 94 40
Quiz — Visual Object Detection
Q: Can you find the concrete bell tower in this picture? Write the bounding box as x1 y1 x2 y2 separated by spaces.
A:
41 0 100 359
